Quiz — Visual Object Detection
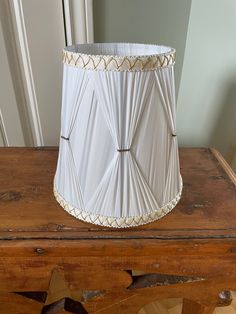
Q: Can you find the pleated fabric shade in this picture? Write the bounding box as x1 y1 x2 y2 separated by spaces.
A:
54 43 182 228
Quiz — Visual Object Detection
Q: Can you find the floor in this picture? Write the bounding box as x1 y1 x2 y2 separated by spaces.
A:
1 292 236 313
139 292 236 313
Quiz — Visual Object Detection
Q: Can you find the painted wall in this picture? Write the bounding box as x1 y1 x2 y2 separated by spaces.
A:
94 0 192 94
94 0 236 167
177 0 236 166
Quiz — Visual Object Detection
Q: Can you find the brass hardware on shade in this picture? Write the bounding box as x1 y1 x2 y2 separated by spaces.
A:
61 136 69 141
117 148 131 152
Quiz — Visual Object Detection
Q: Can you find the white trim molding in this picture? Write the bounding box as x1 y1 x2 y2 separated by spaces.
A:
62 0 73 45
9 0 44 146
84 0 94 43
63 0 94 45
0 109 10 146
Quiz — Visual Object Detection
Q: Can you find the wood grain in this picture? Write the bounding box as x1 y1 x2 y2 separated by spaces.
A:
0 147 236 239
0 147 235 314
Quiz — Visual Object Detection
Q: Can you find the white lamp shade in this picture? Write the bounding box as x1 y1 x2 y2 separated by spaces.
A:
54 43 182 228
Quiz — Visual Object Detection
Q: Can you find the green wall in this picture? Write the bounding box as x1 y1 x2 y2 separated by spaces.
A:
93 0 236 168
94 0 192 94
177 0 236 166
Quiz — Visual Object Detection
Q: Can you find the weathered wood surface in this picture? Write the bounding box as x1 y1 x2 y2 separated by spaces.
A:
0 147 236 239
0 292 44 313
0 147 236 314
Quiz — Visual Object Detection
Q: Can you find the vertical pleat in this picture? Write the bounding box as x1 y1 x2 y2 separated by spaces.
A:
89 70 161 217
154 67 181 202
55 67 88 209
55 141 84 209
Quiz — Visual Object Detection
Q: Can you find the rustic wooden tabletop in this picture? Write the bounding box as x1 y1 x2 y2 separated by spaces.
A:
0 147 236 239
0 147 236 314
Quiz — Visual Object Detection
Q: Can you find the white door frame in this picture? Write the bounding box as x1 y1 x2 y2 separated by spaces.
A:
7 0 94 146
10 0 44 146
0 109 9 146
63 0 94 45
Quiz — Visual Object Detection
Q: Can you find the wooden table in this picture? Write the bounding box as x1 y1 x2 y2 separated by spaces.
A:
0 147 236 314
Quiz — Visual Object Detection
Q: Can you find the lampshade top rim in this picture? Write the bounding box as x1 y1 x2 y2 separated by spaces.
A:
64 43 175 58
62 43 175 71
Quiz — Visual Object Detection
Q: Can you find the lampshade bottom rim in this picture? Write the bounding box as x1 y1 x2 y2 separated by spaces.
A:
53 178 183 228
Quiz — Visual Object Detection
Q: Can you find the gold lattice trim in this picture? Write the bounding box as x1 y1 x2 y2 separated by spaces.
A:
53 179 183 228
62 50 175 72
